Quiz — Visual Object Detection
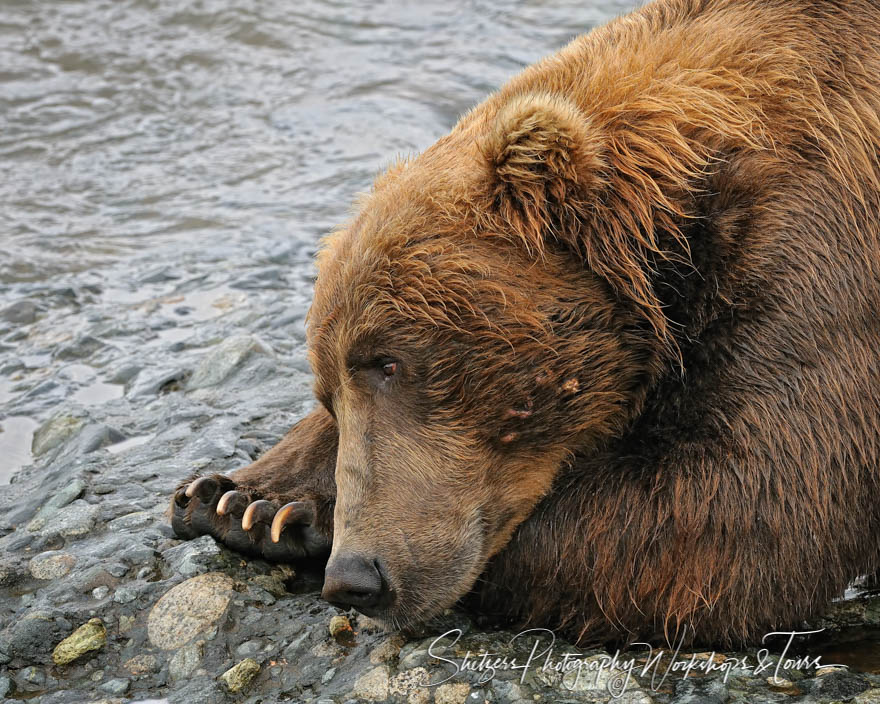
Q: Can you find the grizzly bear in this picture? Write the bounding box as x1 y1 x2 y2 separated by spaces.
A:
171 0 880 646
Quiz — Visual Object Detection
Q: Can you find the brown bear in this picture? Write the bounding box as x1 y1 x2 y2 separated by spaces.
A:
171 0 880 646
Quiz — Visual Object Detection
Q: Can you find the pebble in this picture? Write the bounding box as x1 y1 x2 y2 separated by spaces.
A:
435 683 471 704
220 658 260 693
187 335 272 389
108 511 154 531
235 639 263 658
31 417 86 457
352 666 391 702
147 572 233 649
169 640 204 680
99 677 130 695
19 665 45 687
124 654 159 675
52 618 106 665
162 534 224 576
29 551 76 579
4 609 72 661
33 499 99 538
1 299 38 324
113 585 138 604
26 478 87 530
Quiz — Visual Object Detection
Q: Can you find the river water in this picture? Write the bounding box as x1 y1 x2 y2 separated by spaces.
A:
0 0 637 480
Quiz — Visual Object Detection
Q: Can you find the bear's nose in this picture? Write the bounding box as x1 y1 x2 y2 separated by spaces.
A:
322 552 387 611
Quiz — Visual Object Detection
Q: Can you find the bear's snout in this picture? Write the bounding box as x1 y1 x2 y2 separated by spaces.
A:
322 552 391 613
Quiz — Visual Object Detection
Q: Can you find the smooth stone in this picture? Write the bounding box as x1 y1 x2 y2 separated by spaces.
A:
31 416 85 457
26 478 87 530
162 534 223 576
99 677 130 695
77 423 126 453
1 300 37 324
434 683 471 704
108 511 154 531
34 499 99 538
352 666 391 702
19 665 45 686
147 572 234 649
187 334 272 390
29 551 76 579
169 640 204 680
52 618 106 665
220 658 260 693
3 610 71 660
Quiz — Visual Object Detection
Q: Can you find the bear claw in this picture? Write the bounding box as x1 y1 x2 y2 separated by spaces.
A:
271 501 316 543
170 475 331 563
216 490 248 517
186 476 220 503
241 500 278 531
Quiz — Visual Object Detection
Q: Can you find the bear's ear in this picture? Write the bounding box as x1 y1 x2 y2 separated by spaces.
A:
482 92 606 254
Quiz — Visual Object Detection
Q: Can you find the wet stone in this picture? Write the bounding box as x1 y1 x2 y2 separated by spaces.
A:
187 334 272 390
147 572 234 649
162 534 224 576
31 416 85 457
353 666 391 702
18 665 45 687
29 551 76 579
235 639 263 658
52 618 106 665
26 478 87 530
169 639 204 680
4 610 72 661
77 423 126 453
99 677 130 695
1 300 38 324
220 657 260 693
108 511 154 531
33 499 100 538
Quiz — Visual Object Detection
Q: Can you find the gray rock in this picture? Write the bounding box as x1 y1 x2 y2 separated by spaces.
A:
77 423 126 453
108 511 155 531
3 610 72 661
0 675 10 697
113 585 138 604
169 640 204 680
1 300 37 324
29 551 76 579
31 416 85 457
162 534 224 576
27 478 87 530
33 499 100 538
56 335 103 360
129 366 190 397
108 364 142 384
99 678 130 695
18 666 45 687
235 639 263 658
187 335 272 390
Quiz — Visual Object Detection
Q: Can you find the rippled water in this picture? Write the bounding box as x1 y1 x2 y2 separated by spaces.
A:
0 0 636 478
0 0 633 283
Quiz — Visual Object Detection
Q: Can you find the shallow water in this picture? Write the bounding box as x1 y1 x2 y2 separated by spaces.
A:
0 0 636 482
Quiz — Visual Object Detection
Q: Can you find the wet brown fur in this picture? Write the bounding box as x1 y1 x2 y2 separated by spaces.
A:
182 0 880 646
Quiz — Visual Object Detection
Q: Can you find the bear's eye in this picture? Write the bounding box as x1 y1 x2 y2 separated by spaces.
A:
382 361 398 378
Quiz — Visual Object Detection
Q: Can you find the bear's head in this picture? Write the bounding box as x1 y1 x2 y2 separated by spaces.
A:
307 92 682 628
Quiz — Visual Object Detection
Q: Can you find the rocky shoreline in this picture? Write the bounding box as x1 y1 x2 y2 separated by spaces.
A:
0 261 878 703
